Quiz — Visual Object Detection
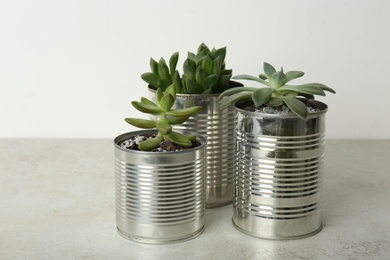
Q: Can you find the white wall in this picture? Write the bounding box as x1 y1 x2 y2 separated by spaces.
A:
1 0 389 139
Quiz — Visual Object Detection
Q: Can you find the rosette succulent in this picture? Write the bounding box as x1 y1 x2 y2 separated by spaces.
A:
141 43 233 94
218 62 336 119
125 84 201 151
181 43 232 94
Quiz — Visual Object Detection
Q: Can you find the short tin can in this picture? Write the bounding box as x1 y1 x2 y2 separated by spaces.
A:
114 130 207 244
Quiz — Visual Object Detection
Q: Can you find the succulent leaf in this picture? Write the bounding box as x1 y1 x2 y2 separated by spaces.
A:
131 101 163 115
281 96 308 120
150 58 159 75
158 58 170 81
263 62 276 79
285 71 304 82
279 84 325 96
156 115 172 135
166 106 202 117
125 118 156 129
203 74 218 92
160 93 175 111
252 88 274 107
169 52 179 76
166 115 190 125
267 97 284 106
233 74 271 87
271 71 287 88
141 72 159 88
139 137 161 151
141 97 156 106
219 91 253 110
164 132 192 147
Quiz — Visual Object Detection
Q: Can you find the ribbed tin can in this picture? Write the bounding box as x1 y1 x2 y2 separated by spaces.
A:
149 82 241 208
233 100 327 239
114 130 207 244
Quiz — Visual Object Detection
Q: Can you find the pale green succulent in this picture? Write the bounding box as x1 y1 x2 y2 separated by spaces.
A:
125 84 201 151
181 43 232 94
141 52 183 92
218 62 336 119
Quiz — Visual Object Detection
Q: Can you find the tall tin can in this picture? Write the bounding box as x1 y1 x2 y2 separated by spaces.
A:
149 81 241 208
233 100 327 239
114 130 207 244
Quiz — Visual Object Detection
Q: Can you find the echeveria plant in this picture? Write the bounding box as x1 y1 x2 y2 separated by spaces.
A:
141 43 233 94
218 62 336 119
125 84 201 151
181 43 232 94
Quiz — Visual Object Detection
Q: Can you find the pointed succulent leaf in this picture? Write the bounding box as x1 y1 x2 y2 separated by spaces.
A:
212 56 222 75
213 47 226 62
156 88 163 106
186 79 203 94
203 74 218 92
271 71 288 88
263 62 276 79
164 84 177 98
217 87 258 102
285 71 304 82
187 51 196 61
124 118 156 129
172 71 182 92
233 74 271 87
297 93 315 99
166 106 202 117
141 97 156 106
201 56 213 74
160 93 175 111
166 115 190 125
216 74 231 93
156 115 172 135
219 91 253 110
279 84 325 96
131 101 163 115
198 43 210 55
139 137 161 151
164 132 192 147
141 72 159 88
183 59 196 81
252 88 274 107
281 96 308 120
195 66 206 85
158 58 170 80
150 58 159 75
315 83 336 94
169 52 179 76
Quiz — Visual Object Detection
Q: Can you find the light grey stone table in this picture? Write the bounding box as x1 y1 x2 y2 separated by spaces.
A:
1 139 389 260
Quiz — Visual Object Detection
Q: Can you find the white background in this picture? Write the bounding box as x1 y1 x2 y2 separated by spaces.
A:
1 0 389 139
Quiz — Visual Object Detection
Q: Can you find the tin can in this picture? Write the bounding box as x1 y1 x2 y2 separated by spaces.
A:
114 130 207 244
233 100 327 239
149 81 241 208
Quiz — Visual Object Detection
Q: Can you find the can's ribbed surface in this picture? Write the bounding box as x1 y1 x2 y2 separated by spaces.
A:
233 100 327 239
114 130 207 244
149 83 241 208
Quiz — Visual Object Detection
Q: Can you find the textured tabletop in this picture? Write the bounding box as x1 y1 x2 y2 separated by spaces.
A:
1 139 389 259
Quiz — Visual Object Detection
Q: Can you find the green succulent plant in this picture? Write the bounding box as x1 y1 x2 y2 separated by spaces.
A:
141 52 183 92
125 84 201 151
218 62 336 119
181 43 232 94
141 43 233 94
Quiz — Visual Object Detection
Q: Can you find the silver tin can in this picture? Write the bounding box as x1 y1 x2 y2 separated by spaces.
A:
149 82 241 208
233 100 327 239
114 130 207 244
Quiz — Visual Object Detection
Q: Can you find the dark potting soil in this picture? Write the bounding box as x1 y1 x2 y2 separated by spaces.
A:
237 100 323 115
118 133 201 152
